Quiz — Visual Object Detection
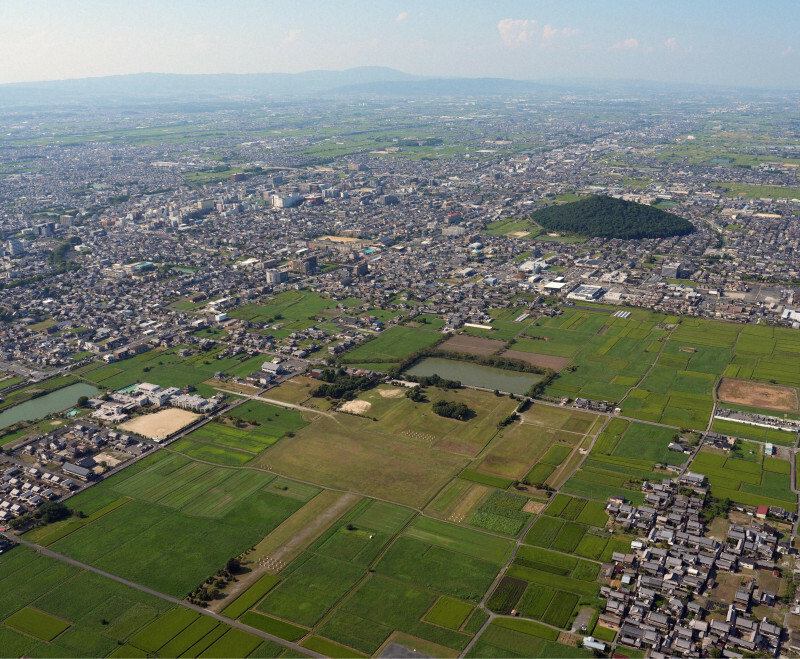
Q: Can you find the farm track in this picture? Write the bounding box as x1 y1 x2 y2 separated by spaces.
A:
216 389 337 418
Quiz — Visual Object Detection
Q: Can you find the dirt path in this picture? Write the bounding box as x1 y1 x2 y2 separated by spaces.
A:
208 491 359 612
267 492 360 566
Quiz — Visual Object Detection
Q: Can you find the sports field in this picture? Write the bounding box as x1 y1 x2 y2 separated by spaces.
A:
119 408 201 440
718 377 797 412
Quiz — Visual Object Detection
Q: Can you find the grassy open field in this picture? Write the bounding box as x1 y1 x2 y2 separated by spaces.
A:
516 308 672 402
171 401 311 466
340 325 442 368
523 495 614 561
711 417 798 446
211 509 508 656
486 542 601 631
78 344 270 393
228 290 358 330
257 387 519 506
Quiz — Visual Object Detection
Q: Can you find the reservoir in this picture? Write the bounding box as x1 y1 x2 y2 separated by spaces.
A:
0 383 100 431
404 358 541 396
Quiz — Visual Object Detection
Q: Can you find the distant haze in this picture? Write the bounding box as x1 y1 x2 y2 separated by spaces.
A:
1 0 798 89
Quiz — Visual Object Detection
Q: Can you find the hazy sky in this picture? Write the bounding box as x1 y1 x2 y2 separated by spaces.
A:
1 0 798 88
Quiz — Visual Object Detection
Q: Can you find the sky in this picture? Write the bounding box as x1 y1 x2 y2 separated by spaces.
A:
1 0 798 88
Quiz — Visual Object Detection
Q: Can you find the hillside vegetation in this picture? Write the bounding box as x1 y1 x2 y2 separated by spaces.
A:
530 195 694 239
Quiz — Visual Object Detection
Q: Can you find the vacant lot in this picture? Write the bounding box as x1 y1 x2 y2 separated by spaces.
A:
257 413 465 507
119 409 201 440
440 335 507 357
500 349 570 371
718 377 797 412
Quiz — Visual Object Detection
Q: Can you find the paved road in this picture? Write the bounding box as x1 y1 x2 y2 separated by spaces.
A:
0 531 325 658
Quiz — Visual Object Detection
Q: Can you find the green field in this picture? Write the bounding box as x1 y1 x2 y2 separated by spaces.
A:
487 544 600 629
340 326 442 368
78 344 267 392
423 597 474 630
5 293 792 657
228 290 355 330
0 546 174 658
4 606 70 641
48 453 303 597
711 418 797 446
174 402 309 465
689 448 796 509
469 490 532 537
317 575 471 655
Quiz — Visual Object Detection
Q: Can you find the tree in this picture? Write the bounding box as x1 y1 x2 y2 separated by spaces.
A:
405 387 424 402
432 400 471 421
226 557 242 574
37 501 70 524
9 513 32 529
77 396 89 407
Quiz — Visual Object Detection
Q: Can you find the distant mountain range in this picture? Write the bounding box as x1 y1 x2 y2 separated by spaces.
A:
0 67 560 107
0 67 783 108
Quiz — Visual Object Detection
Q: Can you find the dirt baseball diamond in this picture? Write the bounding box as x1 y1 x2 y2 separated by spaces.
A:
500 349 571 372
439 334 508 356
119 408 202 440
717 377 798 412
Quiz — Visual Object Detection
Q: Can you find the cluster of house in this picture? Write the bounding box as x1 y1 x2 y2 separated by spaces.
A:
598 477 792 657
17 422 154 482
89 382 221 423
571 397 617 413
0 465 75 523
243 360 290 387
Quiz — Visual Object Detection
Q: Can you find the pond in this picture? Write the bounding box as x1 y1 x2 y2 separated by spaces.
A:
0 383 100 431
404 358 541 396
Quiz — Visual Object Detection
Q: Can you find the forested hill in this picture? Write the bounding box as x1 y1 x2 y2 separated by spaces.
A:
530 195 694 239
